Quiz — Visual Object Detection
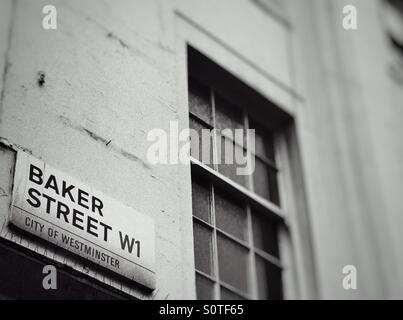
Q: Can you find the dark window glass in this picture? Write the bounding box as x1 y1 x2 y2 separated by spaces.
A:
255 256 283 300
217 136 247 187
189 77 212 125
214 189 247 241
196 274 215 300
386 0 403 15
215 93 243 131
252 212 279 258
217 234 248 292
190 118 213 167
253 158 271 200
193 222 214 276
268 168 280 206
192 178 211 223
253 159 280 205
250 120 276 162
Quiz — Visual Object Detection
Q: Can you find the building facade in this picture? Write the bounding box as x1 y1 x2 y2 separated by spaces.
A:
0 0 402 299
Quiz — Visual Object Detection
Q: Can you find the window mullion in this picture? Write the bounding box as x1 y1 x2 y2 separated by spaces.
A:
211 88 219 172
243 112 254 193
247 205 259 300
210 183 220 300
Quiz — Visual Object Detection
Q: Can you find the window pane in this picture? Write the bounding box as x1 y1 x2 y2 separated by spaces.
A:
255 256 283 300
249 120 275 162
192 178 211 223
193 222 214 276
196 274 215 300
190 118 213 167
214 93 243 131
188 77 212 125
268 168 280 206
252 159 280 205
252 212 279 258
217 136 247 187
253 158 270 199
220 287 246 300
217 234 248 292
214 188 247 241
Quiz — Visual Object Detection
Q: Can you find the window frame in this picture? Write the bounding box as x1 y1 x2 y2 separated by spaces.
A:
188 48 294 300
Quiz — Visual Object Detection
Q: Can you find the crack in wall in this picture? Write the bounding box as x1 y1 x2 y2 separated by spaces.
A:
106 32 129 49
59 115 150 169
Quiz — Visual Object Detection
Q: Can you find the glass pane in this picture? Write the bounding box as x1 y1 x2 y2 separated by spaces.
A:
253 158 270 199
217 136 247 187
252 212 279 258
249 120 275 162
214 188 247 241
253 159 280 205
214 93 243 131
190 118 213 167
192 178 211 223
217 234 248 292
193 222 214 276
196 274 215 300
188 77 212 125
268 169 280 206
220 287 246 300
255 256 283 300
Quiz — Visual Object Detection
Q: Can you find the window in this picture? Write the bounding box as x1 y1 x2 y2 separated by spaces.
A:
383 0 403 83
384 0 403 54
188 47 291 300
386 0 403 15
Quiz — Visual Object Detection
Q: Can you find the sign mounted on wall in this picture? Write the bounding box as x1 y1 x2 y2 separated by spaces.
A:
10 151 156 289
